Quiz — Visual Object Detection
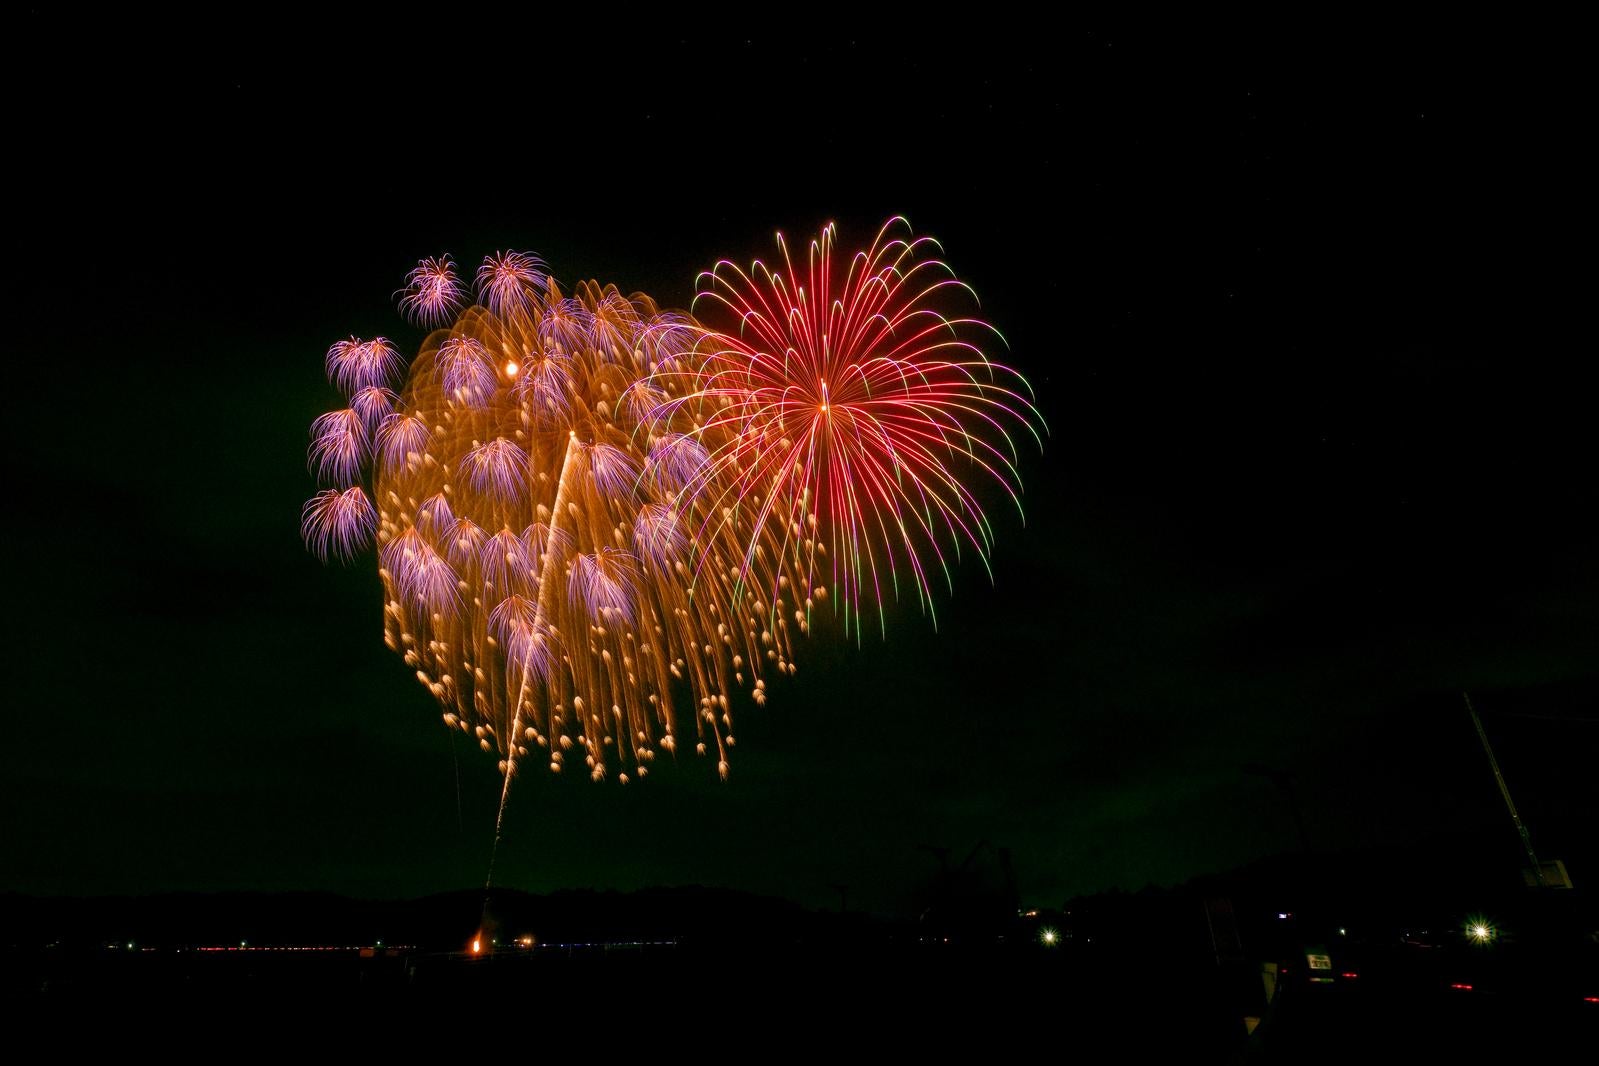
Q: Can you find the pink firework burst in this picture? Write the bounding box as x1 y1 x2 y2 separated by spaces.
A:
632 504 687 571
478 527 536 597
461 437 530 504
381 528 460 615
476 250 548 318
349 385 398 433
399 255 467 328
307 408 369 486
487 594 559 682
645 433 710 497
434 336 497 405
415 492 457 537
511 350 576 426
300 487 377 563
373 412 430 473
443 517 488 571
325 336 404 395
537 292 594 353
568 548 638 623
586 443 642 501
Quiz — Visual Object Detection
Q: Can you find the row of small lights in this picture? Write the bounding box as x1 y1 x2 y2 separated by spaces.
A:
470 936 680 953
97 914 1509 958
104 941 412 952
1276 912 1500 945
193 944 412 952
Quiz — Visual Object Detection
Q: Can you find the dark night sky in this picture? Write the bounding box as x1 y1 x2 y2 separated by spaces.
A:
7 26 1594 913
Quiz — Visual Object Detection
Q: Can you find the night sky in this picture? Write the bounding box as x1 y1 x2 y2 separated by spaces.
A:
9 27 1593 913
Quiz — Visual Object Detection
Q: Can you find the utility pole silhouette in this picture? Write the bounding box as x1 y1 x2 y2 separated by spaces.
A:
1463 692 1546 887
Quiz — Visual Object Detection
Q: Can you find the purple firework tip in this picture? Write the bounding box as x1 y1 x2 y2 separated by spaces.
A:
511 352 576 426
476 251 548 318
568 548 637 623
381 528 460 616
301 487 378 563
308 408 368 485
637 312 698 371
620 380 669 432
435 336 497 406
479 527 535 596
444 517 487 571
326 336 404 395
349 385 397 433
487 594 558 681
537 295 593 354
461 438 529 503
415 492 457 537
588 289 642 360
374 412 431 474
633 504 686 571
646 433 710 495
399 255 467 328
587 443 642 500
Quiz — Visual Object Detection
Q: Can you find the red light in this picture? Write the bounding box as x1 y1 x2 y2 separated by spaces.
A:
1583 996 1599 1004
1342 972 1358 979
1450 983 1473 991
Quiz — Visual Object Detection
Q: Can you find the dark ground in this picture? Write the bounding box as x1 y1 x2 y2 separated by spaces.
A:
6 857 1594 1056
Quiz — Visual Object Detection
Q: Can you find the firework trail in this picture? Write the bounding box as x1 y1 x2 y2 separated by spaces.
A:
302 220 1041 802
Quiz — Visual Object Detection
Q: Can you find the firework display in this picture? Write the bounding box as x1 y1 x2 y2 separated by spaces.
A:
303 219 1040 785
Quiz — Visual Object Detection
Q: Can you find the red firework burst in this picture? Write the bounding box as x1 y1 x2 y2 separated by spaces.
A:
682 218 1044 635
